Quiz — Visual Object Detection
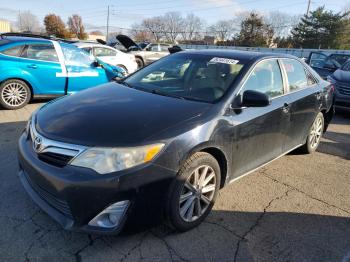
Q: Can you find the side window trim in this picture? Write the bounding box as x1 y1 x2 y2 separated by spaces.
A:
0 44 26 58
239 58 285 100
17 43 59 63
280 58 310 95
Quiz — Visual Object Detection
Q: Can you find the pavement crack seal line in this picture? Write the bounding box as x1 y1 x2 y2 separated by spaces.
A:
74 234 96 262
233 189 293 262
120 231 149 262
261 172 350 216
150 230 191 262
202 220 243 239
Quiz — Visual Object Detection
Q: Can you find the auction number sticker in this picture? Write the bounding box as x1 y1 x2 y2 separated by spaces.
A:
210 57 239 65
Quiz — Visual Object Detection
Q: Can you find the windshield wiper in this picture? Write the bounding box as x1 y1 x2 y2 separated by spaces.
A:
150 89 185 100
118 81 133 88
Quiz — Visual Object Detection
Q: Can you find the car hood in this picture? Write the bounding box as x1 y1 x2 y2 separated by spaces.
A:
116 35 141 50
333 69 350 82
35 83 211 147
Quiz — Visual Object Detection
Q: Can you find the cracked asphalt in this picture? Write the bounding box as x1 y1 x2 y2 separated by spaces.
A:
0 103 349 262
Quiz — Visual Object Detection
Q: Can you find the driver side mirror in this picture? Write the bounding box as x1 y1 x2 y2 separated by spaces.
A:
92 61 100 67
241 90 270 107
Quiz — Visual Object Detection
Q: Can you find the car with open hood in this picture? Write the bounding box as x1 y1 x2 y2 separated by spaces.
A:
73 42 138 75
18 50 334 235
114 34 172 68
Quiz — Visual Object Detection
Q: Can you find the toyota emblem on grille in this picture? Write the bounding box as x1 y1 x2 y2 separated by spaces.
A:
33 136 42 152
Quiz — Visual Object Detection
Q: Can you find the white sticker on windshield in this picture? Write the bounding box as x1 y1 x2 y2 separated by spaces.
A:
210 57 239 65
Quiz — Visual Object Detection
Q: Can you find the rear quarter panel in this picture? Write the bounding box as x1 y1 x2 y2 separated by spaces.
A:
0 55 39 92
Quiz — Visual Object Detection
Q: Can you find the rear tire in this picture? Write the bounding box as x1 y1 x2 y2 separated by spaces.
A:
299 112 324 154
0 79 31 110
167 152 221 232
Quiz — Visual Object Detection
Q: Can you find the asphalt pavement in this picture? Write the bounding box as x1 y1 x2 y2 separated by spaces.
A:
0 103 349 262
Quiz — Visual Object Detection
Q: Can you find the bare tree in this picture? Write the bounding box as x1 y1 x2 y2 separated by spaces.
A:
181 13 204 41
142 16 165 42
17 11 40 32
265 11 301 38
67 14 87 39
162 12 184 43
208 20 235 41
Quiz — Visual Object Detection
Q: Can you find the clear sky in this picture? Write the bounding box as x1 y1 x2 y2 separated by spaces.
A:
0 0 347 33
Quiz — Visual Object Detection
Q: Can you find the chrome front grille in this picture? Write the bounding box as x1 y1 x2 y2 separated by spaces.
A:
29 118 86 167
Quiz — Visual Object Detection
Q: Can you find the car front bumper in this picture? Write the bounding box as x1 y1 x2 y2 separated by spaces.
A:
17 132 176 234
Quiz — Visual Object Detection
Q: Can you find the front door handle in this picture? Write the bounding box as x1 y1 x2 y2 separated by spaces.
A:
282 103 290 114
27 64 38 69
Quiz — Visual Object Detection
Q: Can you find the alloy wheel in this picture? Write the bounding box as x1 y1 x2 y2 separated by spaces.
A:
1 82 28 107
179 165 216 222
309 116 323 149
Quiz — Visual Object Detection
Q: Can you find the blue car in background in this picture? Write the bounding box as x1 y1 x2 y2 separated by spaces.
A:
0 34 125 109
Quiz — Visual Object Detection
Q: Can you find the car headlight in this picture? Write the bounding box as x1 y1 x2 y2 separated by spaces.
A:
70 143 165 174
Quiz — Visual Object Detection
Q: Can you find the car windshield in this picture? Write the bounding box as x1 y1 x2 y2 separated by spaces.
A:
124 53 245 103
329 54 350 66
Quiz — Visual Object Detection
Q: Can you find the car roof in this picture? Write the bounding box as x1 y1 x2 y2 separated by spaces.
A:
181 49 298 61
73 42 112 48
0 36 52 44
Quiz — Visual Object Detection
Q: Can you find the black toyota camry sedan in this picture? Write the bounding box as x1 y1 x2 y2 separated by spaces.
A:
18 50 334 234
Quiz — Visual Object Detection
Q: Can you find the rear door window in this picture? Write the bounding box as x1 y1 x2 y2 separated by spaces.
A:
281 59 308 92
0 45 24 57
22 44 58 62
242 59 284 98
93 47 117 57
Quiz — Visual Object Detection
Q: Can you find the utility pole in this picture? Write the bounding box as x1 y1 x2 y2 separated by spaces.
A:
306 0 311 16
106 5 110 42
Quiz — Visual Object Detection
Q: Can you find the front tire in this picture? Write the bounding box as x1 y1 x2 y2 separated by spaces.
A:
299 112 324 154
135 57 144 69
167 152 221 232
0 79 31 110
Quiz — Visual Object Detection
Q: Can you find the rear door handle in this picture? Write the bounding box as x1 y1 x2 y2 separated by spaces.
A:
282 103 290 114
27 64 38 69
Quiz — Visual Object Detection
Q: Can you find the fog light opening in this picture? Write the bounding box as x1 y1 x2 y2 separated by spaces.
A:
88 200 130 229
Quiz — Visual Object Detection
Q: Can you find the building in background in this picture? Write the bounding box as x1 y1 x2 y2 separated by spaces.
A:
0 20 11 33
87 34 106 42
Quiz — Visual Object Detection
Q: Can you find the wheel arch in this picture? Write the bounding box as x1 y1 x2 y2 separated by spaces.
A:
180 143 228 189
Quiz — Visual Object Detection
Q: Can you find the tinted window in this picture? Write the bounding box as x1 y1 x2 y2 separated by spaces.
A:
242 59 284 98
309 53 328 68
150 44 159 52
94 47 117 57
160 44 170 52
341 61 350 71
82 47 92 54
282 59 308 92
329 54 350 66
1 45 23 57
305 68 317 85
22 44 58 62
125 54 245 103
